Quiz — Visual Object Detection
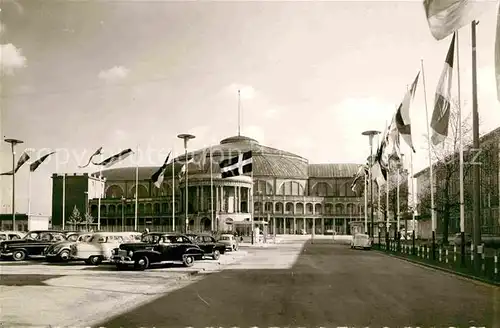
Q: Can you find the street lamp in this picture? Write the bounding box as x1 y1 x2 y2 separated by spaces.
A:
177 133 196 233
361 130 380 238
4 138 23 231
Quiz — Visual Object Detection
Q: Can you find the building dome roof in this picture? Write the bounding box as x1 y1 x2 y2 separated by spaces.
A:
96 135 361 181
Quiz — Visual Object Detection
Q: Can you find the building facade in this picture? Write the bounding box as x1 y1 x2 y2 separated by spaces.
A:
52 136 370 234
414 127 500 235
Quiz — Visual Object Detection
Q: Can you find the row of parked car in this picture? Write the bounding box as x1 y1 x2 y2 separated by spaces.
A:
0 230 241 271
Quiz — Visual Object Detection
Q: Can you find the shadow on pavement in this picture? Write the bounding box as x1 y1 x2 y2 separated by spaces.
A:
95 240 497 328
0 274 63 286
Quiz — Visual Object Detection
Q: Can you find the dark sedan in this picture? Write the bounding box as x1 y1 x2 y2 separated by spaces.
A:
110 232 204 270
0 230 67 261
186 233 226 260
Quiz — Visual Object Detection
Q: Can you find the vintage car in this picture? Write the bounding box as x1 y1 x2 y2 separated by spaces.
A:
0 230 67 261
218 234 239 251
69 232 138 265
44 233 94 262
0 230 26 241
186 233 226 259
110 232 204 270
350 233 372 250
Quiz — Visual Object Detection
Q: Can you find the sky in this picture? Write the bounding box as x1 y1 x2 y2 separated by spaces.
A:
0 0 499 216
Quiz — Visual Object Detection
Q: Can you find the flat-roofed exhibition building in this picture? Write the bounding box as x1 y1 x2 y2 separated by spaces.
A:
52 135 368 234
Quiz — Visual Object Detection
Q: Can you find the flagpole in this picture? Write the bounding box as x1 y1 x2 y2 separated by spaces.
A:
210 145 214 232
62 173 66 230
134 145 139 231
421 59 437 260
172 148 176 232
27 150 33 221
410 151 416 237
386 164 390 235
397 160 401 238
251 145 255 244
97 151 103 231
364 170 368 234
456 31 466 265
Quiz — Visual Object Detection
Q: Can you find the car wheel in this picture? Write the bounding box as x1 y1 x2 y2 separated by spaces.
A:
212 250 221 260
12 250 26 261
134 256 149 271
59 250 70 262
182 254 194 267
88 256 102 265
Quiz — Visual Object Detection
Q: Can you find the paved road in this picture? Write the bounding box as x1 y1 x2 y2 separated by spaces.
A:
99 241 499 327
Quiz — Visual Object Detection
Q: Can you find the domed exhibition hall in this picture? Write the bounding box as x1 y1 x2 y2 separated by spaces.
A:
52 136 367 235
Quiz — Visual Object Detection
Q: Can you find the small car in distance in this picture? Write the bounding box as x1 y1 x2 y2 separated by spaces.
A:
350 233 372 250
186 233 226 260
218 234 239 251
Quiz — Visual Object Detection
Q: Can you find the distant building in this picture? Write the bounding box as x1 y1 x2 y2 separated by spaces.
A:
51 173 105 228
52 135 376 235
414 127 500 236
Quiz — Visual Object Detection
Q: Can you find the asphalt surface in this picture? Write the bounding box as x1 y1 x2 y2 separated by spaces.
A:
98 241 499 327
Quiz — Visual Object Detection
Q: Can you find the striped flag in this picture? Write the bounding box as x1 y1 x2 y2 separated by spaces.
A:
431 33 455 145
93 148 133 168
371 140 388 187
79 147 103 168
496 4 500 102
30 151 56 172
0 151 30 175
423 0 479 41
151 151 171 188
395 72 420 153
350 165 368 193
219 151 252 178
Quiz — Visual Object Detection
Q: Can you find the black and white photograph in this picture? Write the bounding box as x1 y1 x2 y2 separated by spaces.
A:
0 0 499 327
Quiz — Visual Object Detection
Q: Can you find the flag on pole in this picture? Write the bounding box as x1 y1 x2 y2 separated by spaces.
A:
219 151 253 178
371 140 388 187
93 148 133 168
495 4 500 102
1 151 31 175
30 151 56 172
431 33 455 145
350 164 368 193
395 72 420 153
79 147 103 168
179 157 195 180
423 0 479 41
385 115 401 162
151 151 171 188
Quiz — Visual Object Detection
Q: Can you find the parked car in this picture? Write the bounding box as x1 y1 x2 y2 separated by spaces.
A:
452 233 472 247
69 232 138 265
218 234 239 251
44 233 94 262
350 233 372 250
0 230 66 261
110 232 204 270
186 233 226 259
0 230 26 241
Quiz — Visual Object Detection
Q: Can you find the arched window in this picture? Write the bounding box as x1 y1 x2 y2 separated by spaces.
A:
313 182 330 197
105 185 124 199
130 184 148 198
254 180 274 195
279 181 304 196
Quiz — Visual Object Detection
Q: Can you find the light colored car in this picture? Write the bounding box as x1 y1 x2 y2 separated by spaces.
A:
44 233 94 261
70 232 137 265
218 234 239 251
350 233 372 250
0 231 25 241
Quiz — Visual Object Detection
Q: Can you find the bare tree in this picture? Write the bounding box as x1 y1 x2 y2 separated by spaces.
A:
417 100 474 244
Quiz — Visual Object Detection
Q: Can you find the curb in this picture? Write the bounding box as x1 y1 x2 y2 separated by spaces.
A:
378 250 500 287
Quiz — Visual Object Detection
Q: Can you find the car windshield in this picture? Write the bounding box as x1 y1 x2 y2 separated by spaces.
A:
220 236 231 240
89 236 107 243
356 235 369 240
24 232 65 242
